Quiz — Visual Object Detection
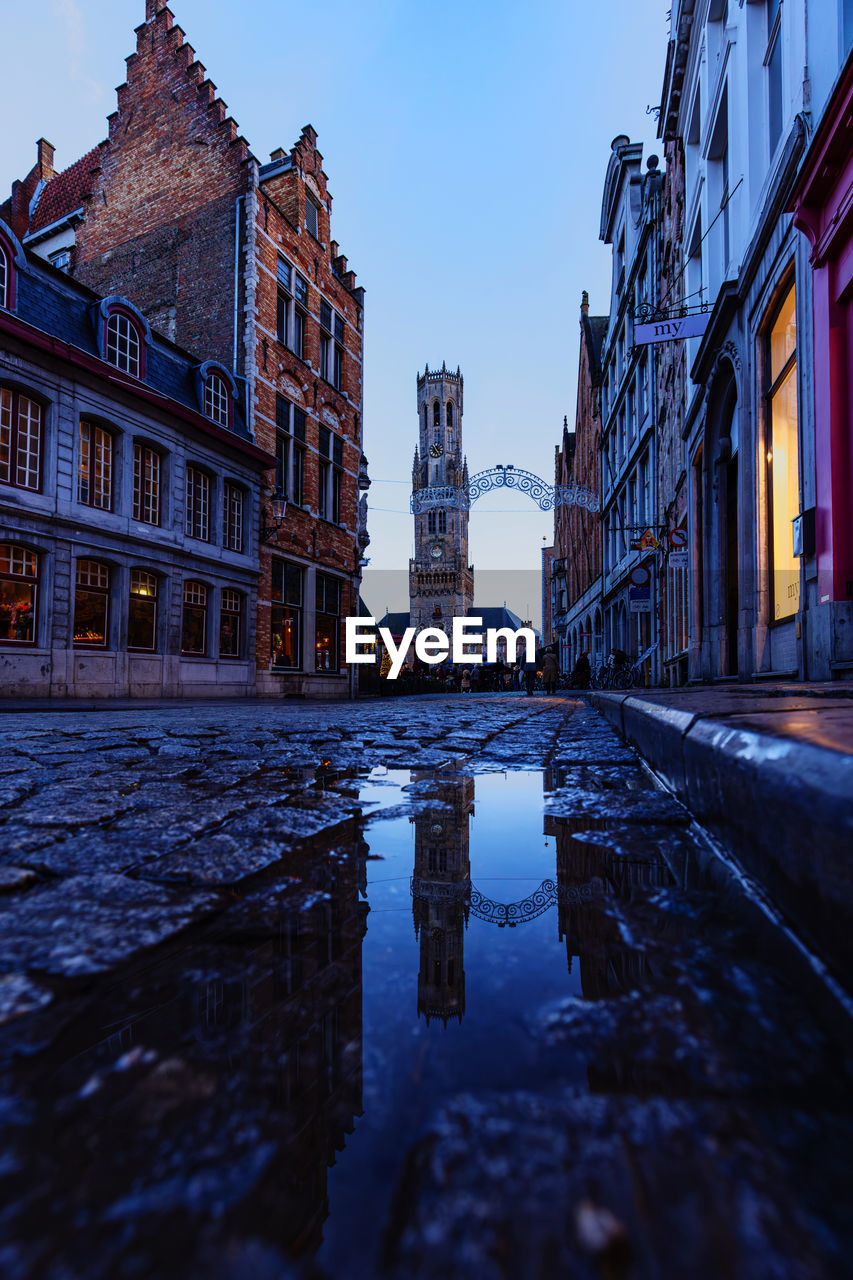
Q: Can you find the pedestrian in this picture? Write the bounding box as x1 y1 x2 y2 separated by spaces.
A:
524 654 538 696
471 665 482 693
571 652 591 689
461 667 472 693
542 646 559 695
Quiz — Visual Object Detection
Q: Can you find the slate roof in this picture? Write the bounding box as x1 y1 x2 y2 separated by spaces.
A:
4 241 256 449
28 148 101 235
377 605 530 638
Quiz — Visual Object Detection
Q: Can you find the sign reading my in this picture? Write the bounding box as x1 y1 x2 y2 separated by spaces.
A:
634 312 711 346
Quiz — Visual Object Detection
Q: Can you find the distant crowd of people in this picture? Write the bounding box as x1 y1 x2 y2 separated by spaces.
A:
376 645 634 696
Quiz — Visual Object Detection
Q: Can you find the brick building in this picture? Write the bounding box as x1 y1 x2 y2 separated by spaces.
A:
654 137 691 687
0 218 271 697
2 0 368 697
549 292 606 673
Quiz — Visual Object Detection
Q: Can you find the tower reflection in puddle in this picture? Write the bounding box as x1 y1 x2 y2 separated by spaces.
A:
410 774 474 1024
408 769 678 1025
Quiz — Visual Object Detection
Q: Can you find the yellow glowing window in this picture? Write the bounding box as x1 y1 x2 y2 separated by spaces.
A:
767 284 799 622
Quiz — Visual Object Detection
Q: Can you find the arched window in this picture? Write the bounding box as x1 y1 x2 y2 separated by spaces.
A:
0 245 8 311
446 402 453 429
182 581 208 655
0 387 43 492
219 588 243 658
128 570 158 652
105 310 142 377
437 509 447 534
204 371 230 427
0 544 38 645
427 510 436 535
423 405 428 431
433 401 440 428
74 560 110 648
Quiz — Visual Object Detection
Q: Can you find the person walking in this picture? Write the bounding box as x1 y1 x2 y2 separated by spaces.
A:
524 654 538 696
460 667 472 693
542 646 559 696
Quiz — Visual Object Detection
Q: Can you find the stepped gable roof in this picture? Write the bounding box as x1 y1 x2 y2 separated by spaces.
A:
28 147 101 234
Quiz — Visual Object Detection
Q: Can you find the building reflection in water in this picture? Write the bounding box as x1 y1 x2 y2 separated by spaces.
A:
408 769 677 1031
545 766 673 1000
7 806 370 1272
410 774 474 1025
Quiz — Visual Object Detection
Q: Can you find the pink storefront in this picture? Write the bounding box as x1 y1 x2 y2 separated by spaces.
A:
789 52 853 678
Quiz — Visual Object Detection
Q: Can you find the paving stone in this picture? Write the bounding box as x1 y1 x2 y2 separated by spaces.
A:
0 876 220 976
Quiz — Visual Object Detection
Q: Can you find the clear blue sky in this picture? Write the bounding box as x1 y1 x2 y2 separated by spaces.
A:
1 0 668 618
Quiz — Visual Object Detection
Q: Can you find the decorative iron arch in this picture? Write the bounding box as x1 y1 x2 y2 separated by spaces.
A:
411 876 597 926
410 464 599 516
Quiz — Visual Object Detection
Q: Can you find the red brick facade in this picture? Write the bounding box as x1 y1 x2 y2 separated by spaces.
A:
655 139 690 686
550 294 605 668
4 0 366 696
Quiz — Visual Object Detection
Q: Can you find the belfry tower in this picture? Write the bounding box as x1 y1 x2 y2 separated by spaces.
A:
410 364 474 632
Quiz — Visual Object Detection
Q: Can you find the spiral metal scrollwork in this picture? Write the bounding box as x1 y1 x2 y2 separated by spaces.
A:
410 466 600 515
410 876 597 925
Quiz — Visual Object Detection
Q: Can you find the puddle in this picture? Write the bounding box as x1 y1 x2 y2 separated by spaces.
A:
1 765 851 1279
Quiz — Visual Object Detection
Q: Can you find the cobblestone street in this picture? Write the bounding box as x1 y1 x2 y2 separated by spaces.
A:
1 695 851 1278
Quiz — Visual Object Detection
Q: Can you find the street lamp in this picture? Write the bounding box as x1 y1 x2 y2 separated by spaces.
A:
260 486 288 542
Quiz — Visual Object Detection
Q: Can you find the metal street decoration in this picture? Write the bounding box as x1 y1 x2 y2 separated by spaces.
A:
411 464 600 515
411 875 597 926
632 300 711 347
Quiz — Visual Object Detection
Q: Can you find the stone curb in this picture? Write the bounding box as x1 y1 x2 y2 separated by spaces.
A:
588 691 853 985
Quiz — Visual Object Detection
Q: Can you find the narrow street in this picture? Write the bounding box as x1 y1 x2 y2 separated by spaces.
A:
1 696 850 1278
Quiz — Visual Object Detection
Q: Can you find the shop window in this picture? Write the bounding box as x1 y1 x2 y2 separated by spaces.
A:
77 420 113 509
181 580 208 655
276 396 305 505
0 387 42 491
204 372 230 428
766 282 799 621
185 466 211 541
74 559 110 648
223 482 244 552
0 544 38 645
105 310 142 378
132 443 161 525
219 588 242 658
271 559 303 669
315 573 341 672
128 570 158 652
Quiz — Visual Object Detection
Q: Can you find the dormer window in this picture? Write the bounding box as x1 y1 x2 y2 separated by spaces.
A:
0 224 20 312
105 310 141 377
204 371 230 428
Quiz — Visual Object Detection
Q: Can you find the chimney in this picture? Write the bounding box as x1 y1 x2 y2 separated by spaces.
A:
146 0 169 19
270 147 287 163
581 290 589 316
36 138 55 179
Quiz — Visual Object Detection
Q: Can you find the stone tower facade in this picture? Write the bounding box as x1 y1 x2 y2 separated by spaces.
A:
411 775 474 1025
409 363 473 632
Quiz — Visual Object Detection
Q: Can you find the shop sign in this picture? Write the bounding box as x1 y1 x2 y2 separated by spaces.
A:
635 312 711 346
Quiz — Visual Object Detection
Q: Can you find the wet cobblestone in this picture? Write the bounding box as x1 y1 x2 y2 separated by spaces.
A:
0 695 850 1279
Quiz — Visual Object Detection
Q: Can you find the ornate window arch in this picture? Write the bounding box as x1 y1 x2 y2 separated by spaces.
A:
196 361 238 429
433 400 440 428
0 220 26 312
96 297 151 379
446 401 454 429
